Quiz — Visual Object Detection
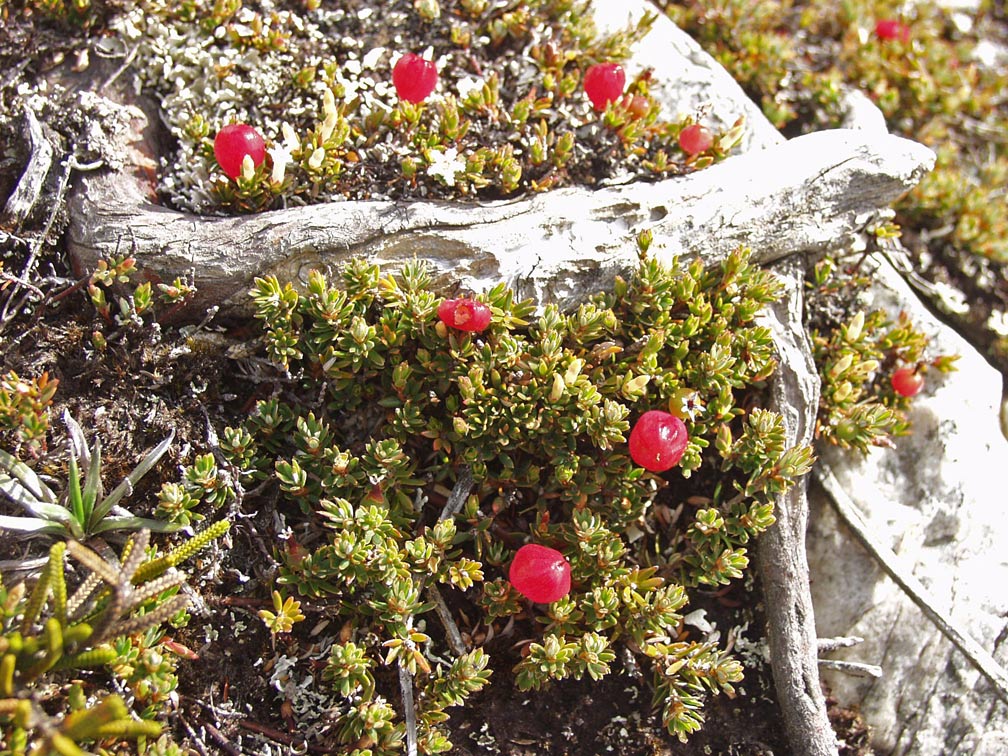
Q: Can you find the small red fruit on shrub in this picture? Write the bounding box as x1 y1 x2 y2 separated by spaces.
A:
583 63 626 111
214 123 266 180
891 366 924 397
393 53 438 103
437 298 492 332
509 544 571 603
874 19 910 43
629 410 688 472
678 124 714 156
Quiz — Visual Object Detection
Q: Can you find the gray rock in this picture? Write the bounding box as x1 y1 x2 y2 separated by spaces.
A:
808 253 1008 755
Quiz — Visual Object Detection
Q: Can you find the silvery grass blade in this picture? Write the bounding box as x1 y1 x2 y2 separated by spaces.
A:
63 410 92 470
80 438 103 531
90 515 181 535
0 447 58 506
0 514 68 536
91 429 175 525
64 411 104 527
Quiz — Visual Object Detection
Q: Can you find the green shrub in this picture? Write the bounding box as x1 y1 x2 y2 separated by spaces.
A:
222 246 814 746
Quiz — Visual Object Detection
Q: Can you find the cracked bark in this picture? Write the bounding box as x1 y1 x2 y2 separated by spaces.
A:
758 255 839 756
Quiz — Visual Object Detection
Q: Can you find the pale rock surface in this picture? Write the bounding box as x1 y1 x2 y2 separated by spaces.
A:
808 253 1008 755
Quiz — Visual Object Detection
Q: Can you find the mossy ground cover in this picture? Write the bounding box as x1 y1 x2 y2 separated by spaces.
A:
0 0 984 754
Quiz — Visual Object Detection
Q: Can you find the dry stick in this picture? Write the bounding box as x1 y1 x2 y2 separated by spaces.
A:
758 255 840 756
0 154 100 327
814 463 1008 705
818 658 883 679
817 635 864 653
429 466 475 657
816 636 882 678
430 583 467 657
400 663 419 756
2 104 53 227
401 468 476 756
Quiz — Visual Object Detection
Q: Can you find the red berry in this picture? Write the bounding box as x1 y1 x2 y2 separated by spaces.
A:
629 410 688 472
437 298 492 332
393 53 438 103
622 94 650 119
583 63 626 111
678 124 714 156
509 544 571 604
213 123 266 180
875 19 910 43
891 366 924 397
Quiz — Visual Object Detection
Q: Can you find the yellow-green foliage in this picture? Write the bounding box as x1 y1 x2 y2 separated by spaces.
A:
807 254 959 451
0 371 57 451
232 248 813 743
0 524 229 754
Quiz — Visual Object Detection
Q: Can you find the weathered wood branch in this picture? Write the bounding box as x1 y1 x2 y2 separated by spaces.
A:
67 128 933 317
758 255 839 756
2 104 54 229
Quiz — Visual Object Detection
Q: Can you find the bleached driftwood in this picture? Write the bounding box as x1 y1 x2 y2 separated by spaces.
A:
67 128 933 316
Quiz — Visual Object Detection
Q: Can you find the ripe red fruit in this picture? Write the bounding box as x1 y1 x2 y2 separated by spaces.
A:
583 62 626 111
213 123 266 180
678 124 714 156
437 298 492 332
392 53 438 103
628 410 688 472
874 19 910 43
509 544 571 603
891 366 924 397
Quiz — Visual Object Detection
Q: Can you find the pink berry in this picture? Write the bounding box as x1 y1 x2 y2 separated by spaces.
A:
393 53 438 103
583 63 626 112
628 410 688 472
213 123 266 180
437 298 492 333
509 544 571 604
891 366 924 397
875 19 910 43
678 124 714 156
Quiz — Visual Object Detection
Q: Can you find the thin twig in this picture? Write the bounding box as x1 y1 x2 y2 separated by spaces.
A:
429 583 467 656
815 463 1008 705
237 720 325 753
817 658 883 679
438 465 474 522
201 720 242 756
817 635 864 653
399 663 419 756
426 468 475 658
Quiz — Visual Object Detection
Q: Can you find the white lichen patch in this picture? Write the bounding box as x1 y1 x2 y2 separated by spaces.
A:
106 0 718 214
